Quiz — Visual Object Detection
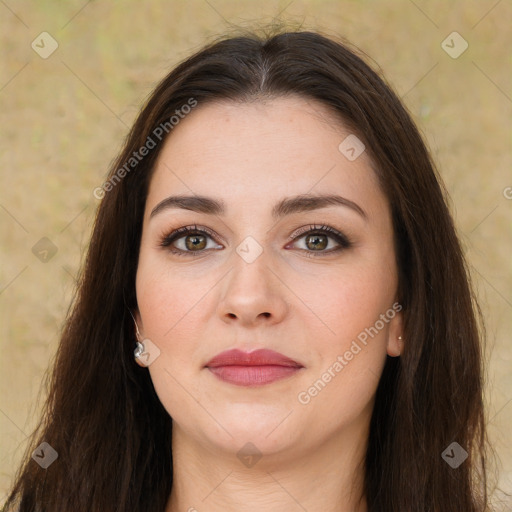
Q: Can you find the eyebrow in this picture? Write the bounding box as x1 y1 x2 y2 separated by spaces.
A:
150 193 368 222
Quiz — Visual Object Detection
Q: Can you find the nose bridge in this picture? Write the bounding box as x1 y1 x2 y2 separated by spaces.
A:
227 238 274 301
218 237 288 325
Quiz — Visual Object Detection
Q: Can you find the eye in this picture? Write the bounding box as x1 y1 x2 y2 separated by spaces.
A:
159 223 352 258
159 225 222 257
286 224 352 257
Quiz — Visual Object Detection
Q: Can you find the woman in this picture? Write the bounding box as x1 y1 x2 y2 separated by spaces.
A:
3 29 493 511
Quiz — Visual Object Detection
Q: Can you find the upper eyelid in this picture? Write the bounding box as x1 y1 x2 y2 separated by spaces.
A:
160 224 349 248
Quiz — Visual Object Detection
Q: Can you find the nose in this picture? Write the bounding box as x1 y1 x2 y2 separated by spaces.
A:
216 249 289 328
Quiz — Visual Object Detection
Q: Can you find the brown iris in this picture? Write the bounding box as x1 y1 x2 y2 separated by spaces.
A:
305 233 328 250
185 234 207 251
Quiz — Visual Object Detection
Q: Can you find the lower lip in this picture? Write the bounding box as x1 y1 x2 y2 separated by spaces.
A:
207 365 302 386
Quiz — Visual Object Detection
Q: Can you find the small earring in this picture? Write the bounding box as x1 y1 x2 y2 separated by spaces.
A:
128 310 145 361
398 336 402 340
134 341 144 359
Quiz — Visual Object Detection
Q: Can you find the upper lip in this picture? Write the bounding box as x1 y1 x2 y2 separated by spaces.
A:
205 349 303 368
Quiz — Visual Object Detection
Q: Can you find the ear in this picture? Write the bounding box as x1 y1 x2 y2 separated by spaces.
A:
386 302 404 357
132 308 143 334
131 308 147 367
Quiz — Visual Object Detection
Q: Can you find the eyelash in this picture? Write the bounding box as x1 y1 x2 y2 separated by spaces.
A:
159 223 352 258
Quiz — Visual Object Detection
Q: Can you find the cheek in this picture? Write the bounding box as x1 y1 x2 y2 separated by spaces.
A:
135 259 211 424
135 250 224 405
291 261 395 421
135 251 213 340
290 259 395 347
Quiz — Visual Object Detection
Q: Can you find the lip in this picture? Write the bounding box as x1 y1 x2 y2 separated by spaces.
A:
205 349 304 387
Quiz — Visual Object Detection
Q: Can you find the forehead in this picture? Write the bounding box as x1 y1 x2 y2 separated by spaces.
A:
145 96 386 221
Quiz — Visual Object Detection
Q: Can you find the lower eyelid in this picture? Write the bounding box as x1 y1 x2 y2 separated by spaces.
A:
287 236 350 255
161 226 351 255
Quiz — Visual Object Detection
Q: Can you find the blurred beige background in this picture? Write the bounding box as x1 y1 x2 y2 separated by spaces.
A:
1 0 511 506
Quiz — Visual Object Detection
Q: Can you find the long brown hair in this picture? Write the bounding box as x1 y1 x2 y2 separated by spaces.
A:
3 28 492 511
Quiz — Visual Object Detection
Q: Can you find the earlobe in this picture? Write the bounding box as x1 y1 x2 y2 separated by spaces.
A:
386 307 404 357
387 335 403 357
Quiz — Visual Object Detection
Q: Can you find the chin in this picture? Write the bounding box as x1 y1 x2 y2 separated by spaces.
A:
198 410 303 458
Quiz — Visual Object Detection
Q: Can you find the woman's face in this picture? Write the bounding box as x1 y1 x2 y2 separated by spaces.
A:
135 96 403 459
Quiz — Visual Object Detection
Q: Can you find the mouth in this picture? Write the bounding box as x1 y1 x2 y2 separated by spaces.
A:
205 348 304 387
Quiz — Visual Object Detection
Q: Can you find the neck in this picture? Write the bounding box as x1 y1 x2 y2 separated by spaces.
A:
165 417 369 512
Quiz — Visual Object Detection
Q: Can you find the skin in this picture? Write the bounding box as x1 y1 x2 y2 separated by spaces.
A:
134 96 404 512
